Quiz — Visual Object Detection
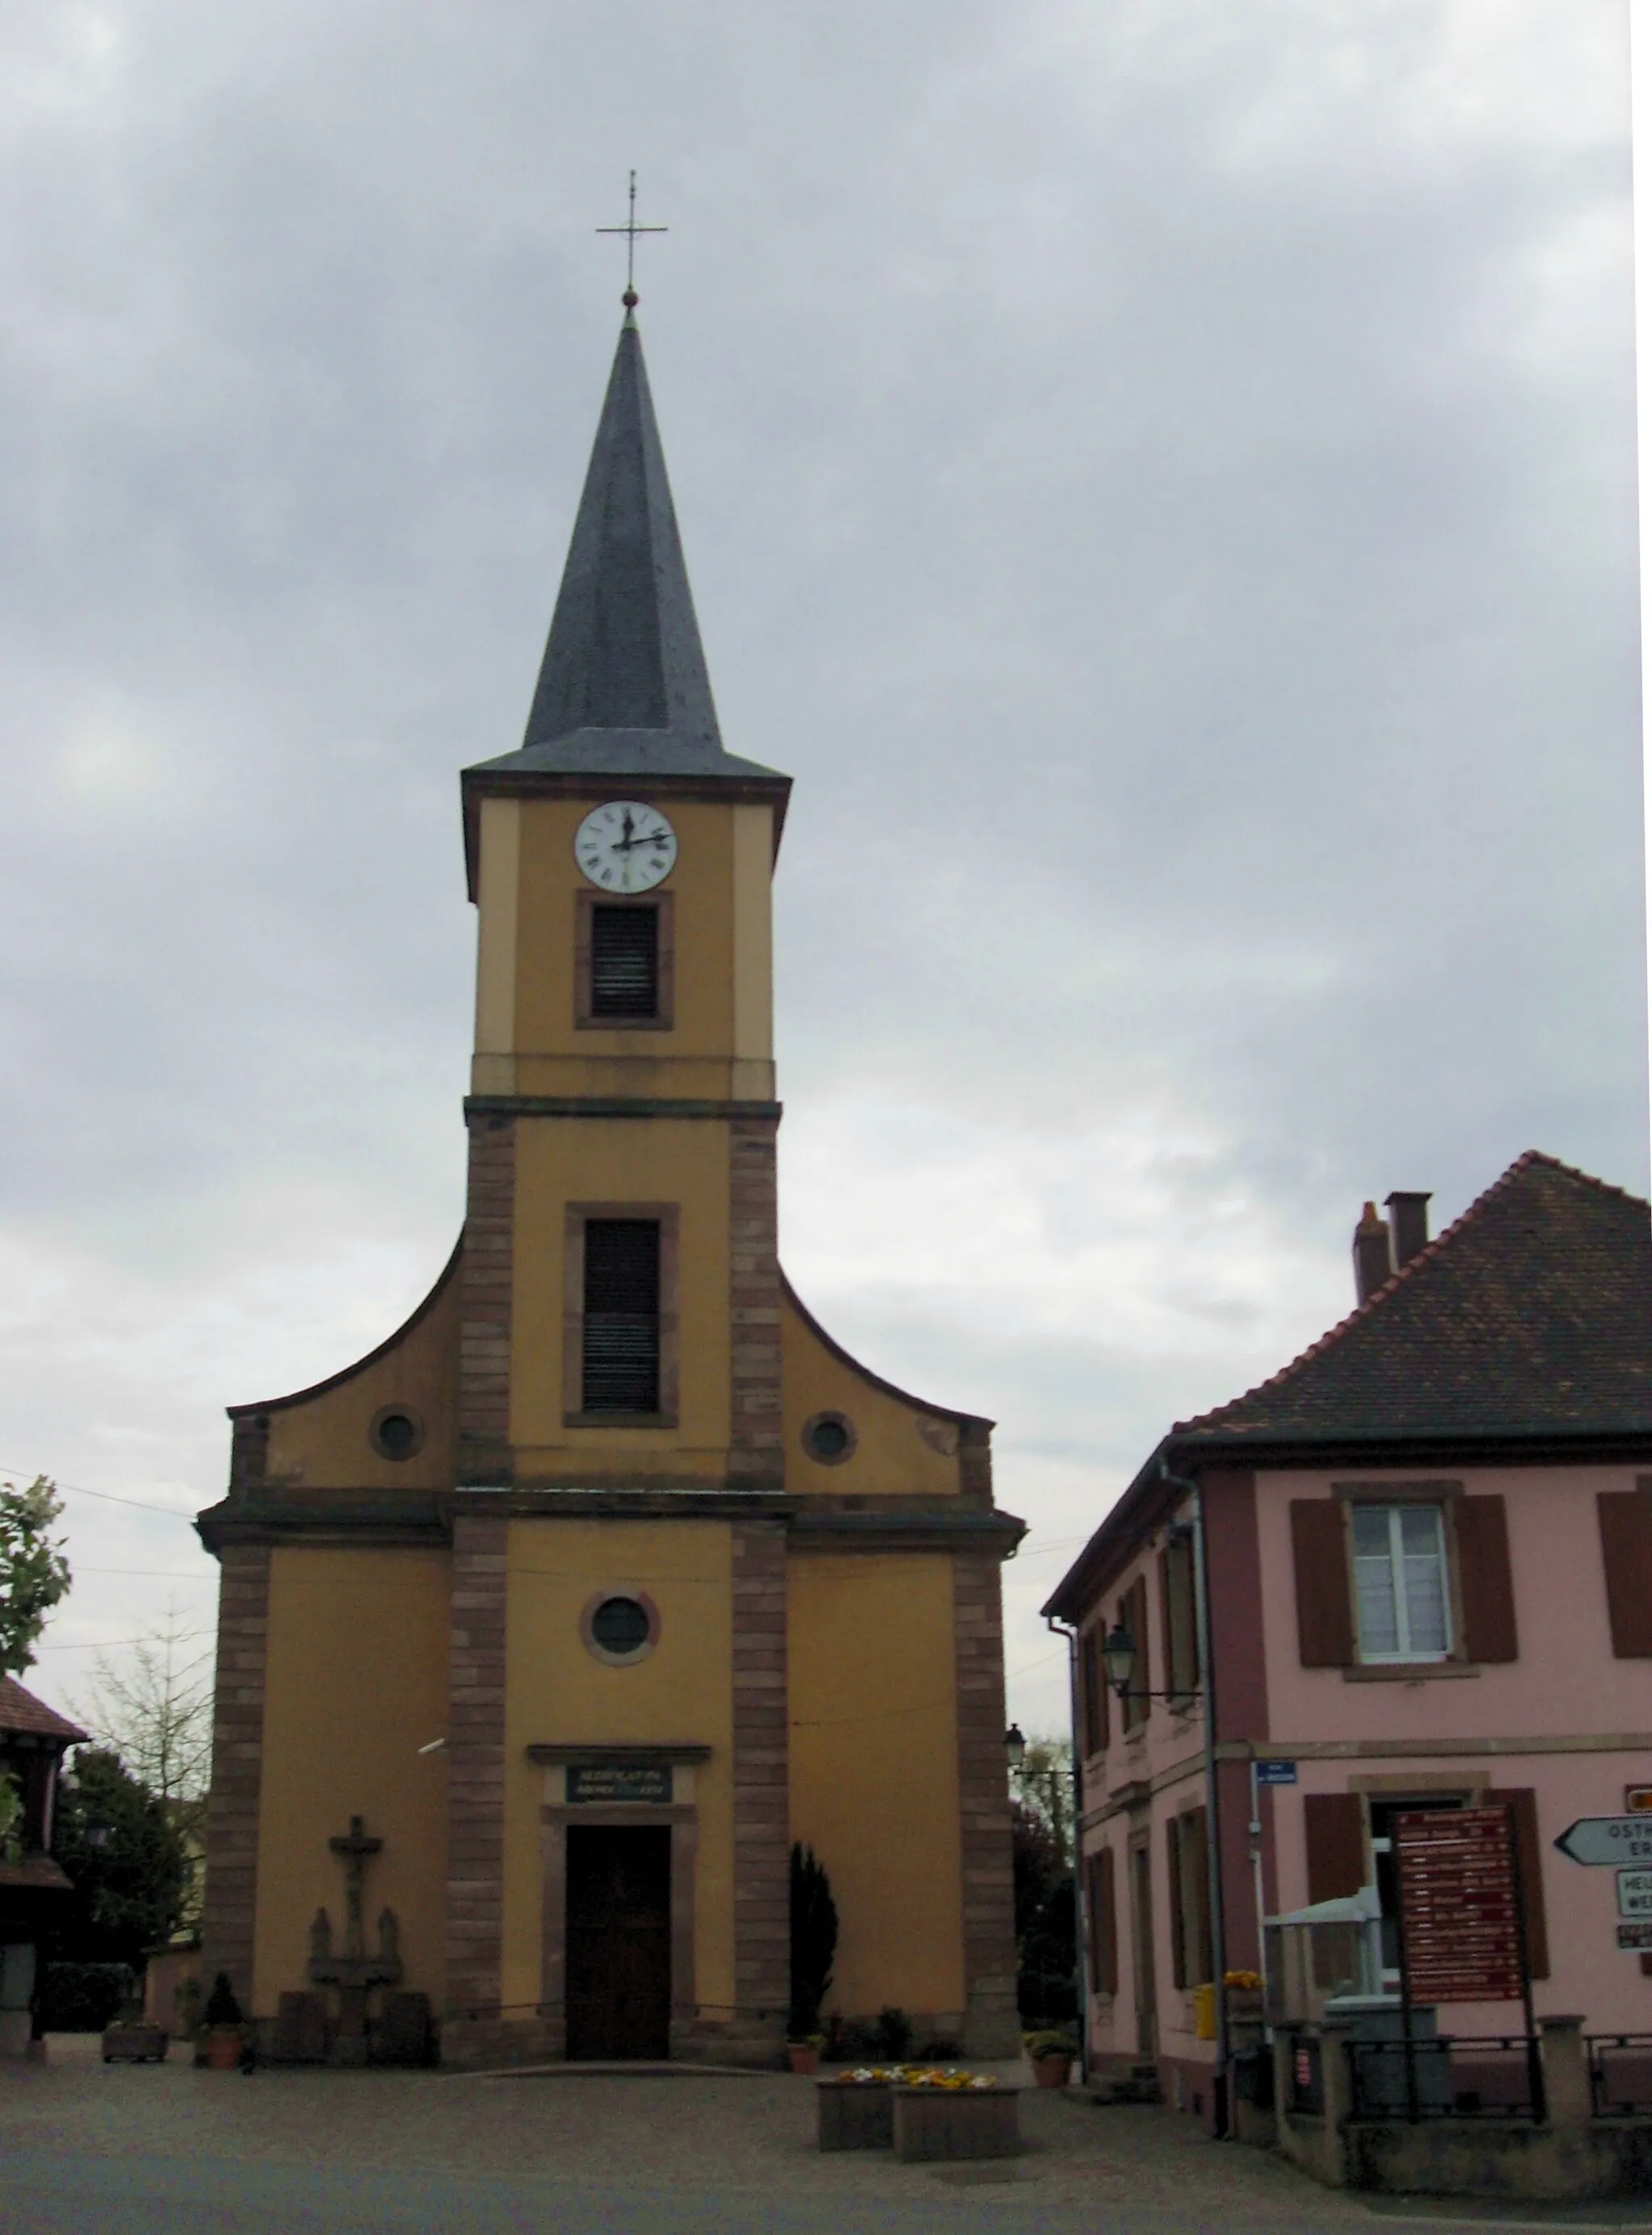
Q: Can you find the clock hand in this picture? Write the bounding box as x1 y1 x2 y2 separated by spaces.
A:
614 827 672 852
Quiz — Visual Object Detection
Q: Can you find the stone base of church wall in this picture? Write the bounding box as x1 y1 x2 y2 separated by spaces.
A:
671 2013 786 2068
437 2014 561 2070
962 1979 1024 2061
435 2012 788 2071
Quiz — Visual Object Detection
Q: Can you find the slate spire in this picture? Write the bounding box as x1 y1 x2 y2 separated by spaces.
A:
521 318 722 759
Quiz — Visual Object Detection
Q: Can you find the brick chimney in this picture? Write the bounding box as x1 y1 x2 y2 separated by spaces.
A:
1384 1190 1432 1270
1353 1200 1394 1303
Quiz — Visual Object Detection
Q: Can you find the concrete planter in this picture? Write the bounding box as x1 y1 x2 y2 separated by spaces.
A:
817 2080 893 2149
893 2085 1020 2162
101 2021 168 2064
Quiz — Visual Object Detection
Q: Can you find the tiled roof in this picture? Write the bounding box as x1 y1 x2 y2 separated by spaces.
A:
0 1674 86 1743
0 1853 73 1891
1177 1151 1652 1445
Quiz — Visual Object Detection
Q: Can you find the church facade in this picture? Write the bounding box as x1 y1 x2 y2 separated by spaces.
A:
197 310 1024 2067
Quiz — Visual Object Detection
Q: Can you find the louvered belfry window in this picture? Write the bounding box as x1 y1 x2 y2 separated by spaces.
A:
582 1219 661 1412
590 905 659 1019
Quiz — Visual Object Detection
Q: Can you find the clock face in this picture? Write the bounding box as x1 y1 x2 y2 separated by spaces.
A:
574 801 678 894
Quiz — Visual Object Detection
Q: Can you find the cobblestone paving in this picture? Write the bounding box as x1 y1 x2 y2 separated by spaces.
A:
0 2036 1591 2234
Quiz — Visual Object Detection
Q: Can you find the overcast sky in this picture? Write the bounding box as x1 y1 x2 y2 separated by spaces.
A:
0 1 1644 1738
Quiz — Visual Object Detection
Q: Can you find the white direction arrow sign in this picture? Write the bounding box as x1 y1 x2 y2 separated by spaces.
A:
1554 1817 1652 1866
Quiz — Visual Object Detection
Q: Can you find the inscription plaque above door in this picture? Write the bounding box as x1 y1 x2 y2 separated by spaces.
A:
567 1764 673 1806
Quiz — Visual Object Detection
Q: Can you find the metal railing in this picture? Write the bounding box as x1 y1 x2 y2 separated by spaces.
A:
1587 2033 1652 2116
1348 2033 1543 2123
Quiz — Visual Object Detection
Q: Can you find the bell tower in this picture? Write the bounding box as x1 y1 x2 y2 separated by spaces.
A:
456 311 793 1495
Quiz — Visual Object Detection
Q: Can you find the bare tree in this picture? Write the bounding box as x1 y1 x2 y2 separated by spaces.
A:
69 1607 213 1928
1011 1731 1075 1869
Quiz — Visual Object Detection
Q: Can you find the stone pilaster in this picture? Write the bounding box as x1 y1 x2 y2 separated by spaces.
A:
459 1110 515 1486
201 1541 271 2012
953 1551 1021 2056
728 1116 783 1491
729 1519 789 2061
443 1506 510 2064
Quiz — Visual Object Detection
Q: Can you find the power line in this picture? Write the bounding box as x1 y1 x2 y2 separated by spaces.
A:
0 1464 200 1520
70 1568 215 1581
34 1628 212 1653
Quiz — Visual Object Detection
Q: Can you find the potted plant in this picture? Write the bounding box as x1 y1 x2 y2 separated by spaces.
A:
786 1842 837 2074
200 1971 244 2071
102 1992 167 2064
1223 1966 1263 2013
1024 2028 1077 2088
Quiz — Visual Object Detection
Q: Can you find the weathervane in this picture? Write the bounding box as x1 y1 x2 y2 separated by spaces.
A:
598 171 667 314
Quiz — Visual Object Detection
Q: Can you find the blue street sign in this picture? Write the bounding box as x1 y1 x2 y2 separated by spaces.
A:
1256 1761 1298 1787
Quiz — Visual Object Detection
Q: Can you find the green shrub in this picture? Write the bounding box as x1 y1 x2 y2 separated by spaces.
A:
874 2006 912 2060
788 1843 838 2041
202 1971 243 2029
38 1962 137 2033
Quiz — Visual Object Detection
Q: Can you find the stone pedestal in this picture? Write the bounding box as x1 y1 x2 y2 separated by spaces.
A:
1538 2015 1589 2137
1317 2020 1354 2189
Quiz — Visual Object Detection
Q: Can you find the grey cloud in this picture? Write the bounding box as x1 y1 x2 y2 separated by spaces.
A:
0 1 1639 1719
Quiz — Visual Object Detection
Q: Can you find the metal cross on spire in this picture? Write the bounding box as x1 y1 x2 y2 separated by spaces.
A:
597 171 667 315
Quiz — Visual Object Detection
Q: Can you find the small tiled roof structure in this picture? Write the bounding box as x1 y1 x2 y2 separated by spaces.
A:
1177 1151 1652 1447
0 1674 86 1745
1045 1150 1652 1621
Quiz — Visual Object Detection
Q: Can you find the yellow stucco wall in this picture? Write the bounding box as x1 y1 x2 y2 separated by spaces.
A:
515 800 752 1060
780 1286 966 1500
500 1518 736 2024
261 1253 460 1492
788 1553 965 2018
469 796 777 1100
510 1115 732 1479
253 1547 451 2015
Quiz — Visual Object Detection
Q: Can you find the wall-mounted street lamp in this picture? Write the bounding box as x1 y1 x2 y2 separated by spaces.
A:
1101 1622 1138 1700
1099 1620 1203 1705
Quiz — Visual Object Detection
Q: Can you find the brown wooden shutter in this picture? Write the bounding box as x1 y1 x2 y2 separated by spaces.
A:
1158 1551 1174 1697
1304 1791 1366 1901
1080 1625 1108 1756
1183 1806 1213 1983
1128 1574 1151 1730
1291 1499 1354 1666
1099 1846 1118 1995
1167 1537 1197 1696
1455 1495 1518 1662
1483 1788 1550 1980
1166 1814 1186 1988
1598 1488 1652 1657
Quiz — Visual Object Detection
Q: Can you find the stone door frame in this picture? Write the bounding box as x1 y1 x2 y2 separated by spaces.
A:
539 1803 699 2058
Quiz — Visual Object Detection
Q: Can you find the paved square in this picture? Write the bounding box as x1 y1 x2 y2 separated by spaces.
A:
0 2038 1627 2234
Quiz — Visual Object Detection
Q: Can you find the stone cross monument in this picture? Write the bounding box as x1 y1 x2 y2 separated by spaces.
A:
307 1815 403 2066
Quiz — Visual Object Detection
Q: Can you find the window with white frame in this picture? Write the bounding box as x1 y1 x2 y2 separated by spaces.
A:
1350 1503 1451 1662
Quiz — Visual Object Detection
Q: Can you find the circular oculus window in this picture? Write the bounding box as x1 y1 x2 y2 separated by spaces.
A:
581 1591 659 1666
370 1405 424 1462
802 1410 857 1466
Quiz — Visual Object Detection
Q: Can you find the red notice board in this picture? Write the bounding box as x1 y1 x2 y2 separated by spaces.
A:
1395 1807 1525 2005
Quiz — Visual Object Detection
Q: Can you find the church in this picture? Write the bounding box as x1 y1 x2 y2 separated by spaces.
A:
196 295 1024 2068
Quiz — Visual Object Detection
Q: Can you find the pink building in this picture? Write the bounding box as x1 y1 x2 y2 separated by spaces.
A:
1045 1151 1652 2129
